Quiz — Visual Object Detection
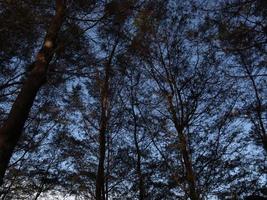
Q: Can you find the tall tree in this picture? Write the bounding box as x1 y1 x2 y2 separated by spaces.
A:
199 0 267 154
0 0 66 185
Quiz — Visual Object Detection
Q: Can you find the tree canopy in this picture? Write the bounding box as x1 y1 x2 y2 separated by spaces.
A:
0 0 266 199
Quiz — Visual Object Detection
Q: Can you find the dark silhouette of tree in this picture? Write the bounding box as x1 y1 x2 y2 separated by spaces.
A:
0 0 66 185
0 0 266 199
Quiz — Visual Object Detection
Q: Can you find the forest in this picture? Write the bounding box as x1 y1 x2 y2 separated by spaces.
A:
0 0 266 199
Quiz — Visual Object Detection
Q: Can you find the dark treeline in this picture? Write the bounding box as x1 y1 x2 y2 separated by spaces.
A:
0 0 266 199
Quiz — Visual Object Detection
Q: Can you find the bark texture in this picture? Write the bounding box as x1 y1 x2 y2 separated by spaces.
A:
0 0 66 186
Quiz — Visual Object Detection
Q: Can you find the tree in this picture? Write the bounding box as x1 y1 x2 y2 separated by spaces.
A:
0 0 266 199
200 0 267 154
0 0 66 185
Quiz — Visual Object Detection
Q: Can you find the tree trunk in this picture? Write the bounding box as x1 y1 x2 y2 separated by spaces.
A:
105 131 111 200
167 95 199 200
95 43 117 200
130 86 145 200
95 119 107 200
242 59 267 154
134 121 145 200
0 0 66 186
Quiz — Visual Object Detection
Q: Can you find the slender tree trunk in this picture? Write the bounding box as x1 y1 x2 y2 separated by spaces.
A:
167 95 199 200
34 183 45 200
242 59 266 153
0 0 66 186
130 86 145 200
95 43 117 200
134 120 145 200
178 132 199 200
96 119 107 200
105 132 110 200
159 46 199 199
